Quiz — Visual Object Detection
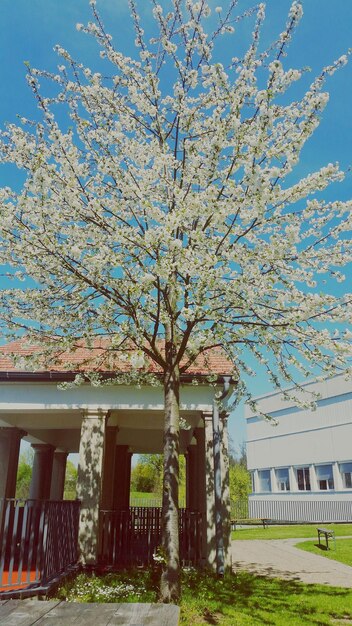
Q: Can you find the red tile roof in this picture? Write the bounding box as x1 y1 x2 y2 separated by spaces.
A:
0 338 235 377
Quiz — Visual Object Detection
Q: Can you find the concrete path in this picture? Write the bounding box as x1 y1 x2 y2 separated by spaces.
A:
0 600 180 626
231 538 352 587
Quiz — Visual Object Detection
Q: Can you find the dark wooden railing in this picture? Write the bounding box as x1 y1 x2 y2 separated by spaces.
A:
0 499 80 595
99 507 203 567
129 496 186 508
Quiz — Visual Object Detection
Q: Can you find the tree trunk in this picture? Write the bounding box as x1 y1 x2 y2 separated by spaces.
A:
160 344 180 602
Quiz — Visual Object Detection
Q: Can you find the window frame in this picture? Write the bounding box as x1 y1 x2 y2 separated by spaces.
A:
257 469 271 493
339 462 352 490
315 463 334 491
296 466 311 491
275 467 290 492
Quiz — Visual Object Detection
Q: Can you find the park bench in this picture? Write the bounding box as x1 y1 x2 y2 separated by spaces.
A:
231 518 270 531
317 527 336 550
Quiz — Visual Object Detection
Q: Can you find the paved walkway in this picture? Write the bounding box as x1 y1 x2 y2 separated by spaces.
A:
231 538 352 587
0 600 180 625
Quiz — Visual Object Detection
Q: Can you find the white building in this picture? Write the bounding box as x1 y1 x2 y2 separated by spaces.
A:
245 374 352 522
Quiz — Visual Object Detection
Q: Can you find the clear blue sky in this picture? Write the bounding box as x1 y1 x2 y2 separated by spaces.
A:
0 1 351 452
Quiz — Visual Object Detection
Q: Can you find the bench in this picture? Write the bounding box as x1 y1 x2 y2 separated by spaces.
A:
317 527 336 550
231 518 269 531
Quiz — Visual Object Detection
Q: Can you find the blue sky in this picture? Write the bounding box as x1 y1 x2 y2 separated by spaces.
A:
0 0 351 452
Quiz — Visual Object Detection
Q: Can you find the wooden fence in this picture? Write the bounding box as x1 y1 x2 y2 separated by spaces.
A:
129 497 186 508
232 498 352 523
0 499 80 596
99 507 203 567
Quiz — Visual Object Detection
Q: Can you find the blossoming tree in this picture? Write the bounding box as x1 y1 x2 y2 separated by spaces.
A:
0 0 351 601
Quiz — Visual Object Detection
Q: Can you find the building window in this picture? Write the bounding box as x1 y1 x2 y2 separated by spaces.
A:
258 470 271 492
276 467 290 491
340 463 352 489
315 464 334 491
296 467 311 491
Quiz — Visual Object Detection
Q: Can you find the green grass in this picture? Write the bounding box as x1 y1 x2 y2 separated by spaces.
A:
232 523 352 541
180 570 352 626
54 568 352 626
129 491 159 499
297 537 352 568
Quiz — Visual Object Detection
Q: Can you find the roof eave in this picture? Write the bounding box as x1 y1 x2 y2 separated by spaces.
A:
0 370 237 385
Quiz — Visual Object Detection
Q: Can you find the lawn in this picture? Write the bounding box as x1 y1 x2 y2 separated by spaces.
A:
297 537 352 568
232 523 352 541
129 491 159 500
180 570 352 626
55 568 352 626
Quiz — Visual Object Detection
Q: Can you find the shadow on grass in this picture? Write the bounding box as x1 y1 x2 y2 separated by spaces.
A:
315 543 330 551
180 569 352 625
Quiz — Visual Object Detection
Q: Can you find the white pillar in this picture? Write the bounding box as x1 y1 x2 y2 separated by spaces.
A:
289 466 297 492
125 451 133 508
270 468 277 493
29 443 55 500
203 411 216 569
113 445 131 509
76 409 107 565
253 469 260 493
101 426 118 511
194 427 206 560
186 444 198 511
332 462 342 491
310 464 318 492
50 451 68 500
0 427 26 499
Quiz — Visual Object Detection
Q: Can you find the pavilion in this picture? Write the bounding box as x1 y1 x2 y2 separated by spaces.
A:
0 339 235 594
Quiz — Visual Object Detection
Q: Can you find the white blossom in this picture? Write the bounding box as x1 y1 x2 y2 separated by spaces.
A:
0 0 350 413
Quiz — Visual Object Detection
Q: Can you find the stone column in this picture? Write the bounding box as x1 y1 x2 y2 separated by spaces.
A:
101 427 118 511
50 451 68 500
203 411 216 568
125 451 133 508
0 427 26 500
113 445 131 509
185 450 189 509
194 427 206 559
76 409 107 565
29 443 55 500
185 445 198 511
219 413 231 568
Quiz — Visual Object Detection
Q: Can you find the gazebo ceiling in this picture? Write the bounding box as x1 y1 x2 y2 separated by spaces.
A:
0 407 202 454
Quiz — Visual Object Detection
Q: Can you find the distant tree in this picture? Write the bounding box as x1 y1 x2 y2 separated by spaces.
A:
64 460 78 500
229 464 251 503
131 459 157 493
229 443 251 514
139 454 164 493
233 442 247 468
15 448 33 499
132 454 186 502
